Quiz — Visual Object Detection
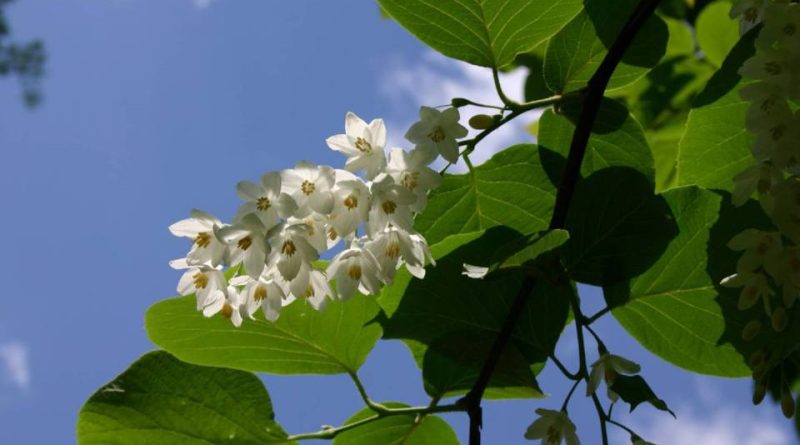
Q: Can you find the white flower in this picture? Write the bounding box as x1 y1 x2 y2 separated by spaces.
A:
721 271 774 310
202 284 244 327
328 246 383 299
235 172 298 229
288 213 334 253
732 161 783 206
268 222 319 281
761 3 800 50
172 259 227 310
405 106 468 163
231 272 292 322
731 0 778 24
283 264 332 310
169 209 228 267
326 112 387 180
462 263 489 279
740 46 797 94
769 176 800 242
281 161 336 215
366 226 429 282
587 353 641 400
386 147 442 212
328 170 370 240
740 82 792 136
216 214 269 279
367 174 416 236
524 409 580 445
727 229 783 274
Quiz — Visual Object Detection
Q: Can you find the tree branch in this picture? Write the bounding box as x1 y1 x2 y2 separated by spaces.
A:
458 2 663 444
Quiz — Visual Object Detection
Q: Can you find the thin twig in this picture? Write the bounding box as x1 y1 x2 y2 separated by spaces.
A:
550 354 580 380
586 306 611 324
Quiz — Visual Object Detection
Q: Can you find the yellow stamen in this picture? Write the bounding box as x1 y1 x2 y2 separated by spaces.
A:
344 195 358 210
221 303 233 319
253 285 267 302
193 272 209 289
238 236 253 251
428 126 445 143
386 241 400 259
328 227 338 240
347 264 362 280
382 200 397 214
256 196 271 211
301 180 316 195
354 137 372 153
400 171 419 190
194 232 212 248
282 240 297 256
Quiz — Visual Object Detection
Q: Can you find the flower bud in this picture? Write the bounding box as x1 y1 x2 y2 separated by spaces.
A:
771 306 788 332
749 349 765 369
451 98 470 108
781 390 796 418
752 382 767 405
742 319 762 341
469 114 495 130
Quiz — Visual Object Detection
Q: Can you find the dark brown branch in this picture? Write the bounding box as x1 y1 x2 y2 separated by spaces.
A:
458 2 663 444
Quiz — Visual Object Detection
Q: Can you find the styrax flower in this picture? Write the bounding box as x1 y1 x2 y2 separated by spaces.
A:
326 112 387 180
524 409 580 445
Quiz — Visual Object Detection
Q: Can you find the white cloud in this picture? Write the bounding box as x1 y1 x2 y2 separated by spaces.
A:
612 379 794 445
0 341 30 390
380 51 536 172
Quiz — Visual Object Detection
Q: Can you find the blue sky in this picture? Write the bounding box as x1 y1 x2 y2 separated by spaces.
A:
0 1 795 444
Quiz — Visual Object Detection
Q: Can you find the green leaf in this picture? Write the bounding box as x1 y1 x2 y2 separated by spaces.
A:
378 0 583 68
487 229 569 274
675 28 758 191
604 187 798 377
146 293 381 375
333 403 460 445
538 98 655 179
77 351 293 445
415 144 557 246
564 167 677 285
610 375 675 417
543 0 668 93
696 2 739 68
422 331 543 399
378 227 571 399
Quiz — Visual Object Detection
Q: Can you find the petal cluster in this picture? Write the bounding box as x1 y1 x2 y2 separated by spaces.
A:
169 109 467 324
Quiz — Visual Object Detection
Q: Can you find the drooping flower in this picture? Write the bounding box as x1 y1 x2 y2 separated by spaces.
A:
201 284 245 327
328 246 384 299
216 214 269 279
172 258 227 311
268 222 320 281
721 271 774 310
283 264 332 310
405 106 468 163
385 147 442 212
169 209 228 267
230 272 292 322
235 171 298 229
367 174 416 236
326 112 387 180
365 226 428 282
328 169 370 240
281 161 336 215
524 409 580 445
587 352 641 400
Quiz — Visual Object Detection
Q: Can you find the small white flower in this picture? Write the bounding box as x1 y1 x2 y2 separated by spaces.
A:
216 214 269 279
172 259 227 311
326 112 388 180
732 162 783 206
283 264 332 310
367 174 416 236
761 3 800 50
281 161 336 215
169 209 228 267
524 409 580 445
288 212 334 254
721 271 774 310
462 263 489 279
202 284 244 327
587 353 641 400
268 222 319 281
366 226 428 282
328 169 370 241
727 229 783 274
235 172 298 229
405 106 468 163
231 272 293 322
328 246 384 299
386 147 442 212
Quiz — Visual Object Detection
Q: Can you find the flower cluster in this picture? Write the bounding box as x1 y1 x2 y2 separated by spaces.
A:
168 108 467 325
726 0 800 330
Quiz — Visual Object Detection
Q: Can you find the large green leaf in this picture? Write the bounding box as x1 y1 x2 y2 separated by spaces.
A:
146 294 381 375
675 28 757 191
378 0 582 68
564 167 677 286
696 1 739 68
543 0 668 93
77 351 293 445
378 227 571 399
538 98 655 179
415 144 557 246
333 403 460 445
605 187 800 377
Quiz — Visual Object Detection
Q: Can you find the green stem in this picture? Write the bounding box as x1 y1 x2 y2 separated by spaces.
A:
591 393 610 445
560 378 582 412
492 68 520 108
